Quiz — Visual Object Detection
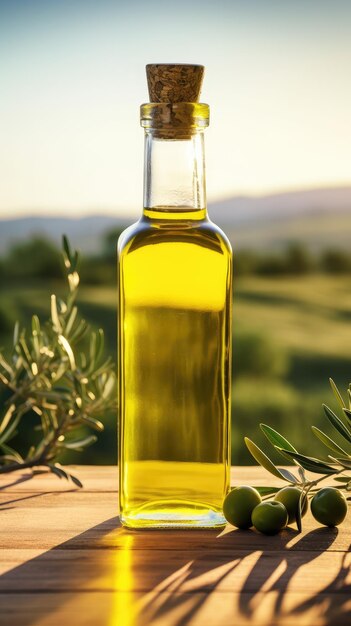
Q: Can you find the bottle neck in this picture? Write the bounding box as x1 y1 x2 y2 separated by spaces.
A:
143 130 207 220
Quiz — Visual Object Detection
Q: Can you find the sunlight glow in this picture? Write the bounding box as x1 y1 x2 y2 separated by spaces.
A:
110 533 136 626
0 0 350 217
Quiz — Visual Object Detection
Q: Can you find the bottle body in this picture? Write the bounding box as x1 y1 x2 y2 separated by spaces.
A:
118 210 232 528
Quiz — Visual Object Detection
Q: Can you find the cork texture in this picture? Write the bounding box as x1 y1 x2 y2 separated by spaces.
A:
146 64 204 103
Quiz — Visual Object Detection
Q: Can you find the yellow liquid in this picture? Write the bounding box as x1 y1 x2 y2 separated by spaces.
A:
118 209 232 528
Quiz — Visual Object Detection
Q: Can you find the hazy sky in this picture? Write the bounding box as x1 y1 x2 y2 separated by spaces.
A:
1 0 351 217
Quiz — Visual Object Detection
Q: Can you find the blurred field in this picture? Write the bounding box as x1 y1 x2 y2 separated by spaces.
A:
1 267 350 466
235 274 351 358
232 274 351 464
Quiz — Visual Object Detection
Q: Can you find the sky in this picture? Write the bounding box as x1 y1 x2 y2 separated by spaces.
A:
0 0 351 218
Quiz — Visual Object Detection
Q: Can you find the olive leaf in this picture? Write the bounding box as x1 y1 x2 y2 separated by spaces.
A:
0 404 16 436
69 473 83 488
278 468 299 483
276 448 336 475
298 465 306 483
323 404 351 444
0 236 116 488
260 423 301 467
311 426 350 458
329 378 346 409
47 463 68 480
328 456 351 470
245 437 282 479
296 489 307 533
260 423 297 452
245 437 294 482
57 435 97 451
254 486 281 496
343 408 351 427
247 390 351 533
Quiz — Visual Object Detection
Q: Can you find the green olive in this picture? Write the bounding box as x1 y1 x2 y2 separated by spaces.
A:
311 487 348 527
252 501 288 535
223 485 262 529
274 486 308 525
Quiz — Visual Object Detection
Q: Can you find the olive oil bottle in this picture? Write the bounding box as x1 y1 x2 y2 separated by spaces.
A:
118 64 232 528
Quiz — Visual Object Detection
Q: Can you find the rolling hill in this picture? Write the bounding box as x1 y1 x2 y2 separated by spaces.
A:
0 186 350 253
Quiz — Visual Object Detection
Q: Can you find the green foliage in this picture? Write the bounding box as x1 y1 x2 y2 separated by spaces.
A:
1 234 351 468
0 237 116 486
323 403 351 444
284 243 314 275
254 254 289 276
233 331 288 379
321 249 351 274
5 236 63 280
233 249 258 275
234 243 351 277
244 378 351 531
237 242 314 277
0 303 15 334
1 232 351 287
244 437 287 480
231 379 304 464
79 256 115 286
311 426 349 457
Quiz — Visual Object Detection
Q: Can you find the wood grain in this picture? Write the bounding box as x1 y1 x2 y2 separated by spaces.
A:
0 466 350 626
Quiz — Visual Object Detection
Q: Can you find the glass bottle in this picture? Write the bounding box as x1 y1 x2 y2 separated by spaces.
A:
118 64 232 528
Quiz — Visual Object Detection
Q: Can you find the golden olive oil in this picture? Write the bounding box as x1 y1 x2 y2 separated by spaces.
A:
118 64 232 528
118 209 232 527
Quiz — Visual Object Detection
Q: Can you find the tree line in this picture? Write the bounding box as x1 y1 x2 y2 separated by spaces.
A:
0 231 350 285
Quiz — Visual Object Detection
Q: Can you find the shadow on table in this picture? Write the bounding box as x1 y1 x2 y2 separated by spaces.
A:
236 527 351 625
1 517 350 625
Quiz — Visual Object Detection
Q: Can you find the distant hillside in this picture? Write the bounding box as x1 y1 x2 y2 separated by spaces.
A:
0 215 127 255
211 186 351 251
0 186 350 253
210 186 351 224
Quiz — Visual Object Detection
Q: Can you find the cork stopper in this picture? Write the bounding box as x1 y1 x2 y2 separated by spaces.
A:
146 64 204 103
142 64 209 139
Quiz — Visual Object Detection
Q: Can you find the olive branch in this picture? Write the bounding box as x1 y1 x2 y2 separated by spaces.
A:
0 236 116 487
245 378 351 531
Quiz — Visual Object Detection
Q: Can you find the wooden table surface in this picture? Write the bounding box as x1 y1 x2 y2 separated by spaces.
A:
0 465 350 626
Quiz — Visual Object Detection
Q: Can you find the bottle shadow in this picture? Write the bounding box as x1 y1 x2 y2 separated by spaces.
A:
1 517 350 625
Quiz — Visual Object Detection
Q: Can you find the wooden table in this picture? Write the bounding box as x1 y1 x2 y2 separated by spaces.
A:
1 466 350 626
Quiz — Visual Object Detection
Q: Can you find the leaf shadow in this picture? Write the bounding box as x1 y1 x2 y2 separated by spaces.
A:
0 474 35 491
0 491 77 508
237 526 346 622
0 512 350 626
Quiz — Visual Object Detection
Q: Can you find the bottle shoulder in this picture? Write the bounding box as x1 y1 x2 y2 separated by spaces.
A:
201 218 232 254
117 219 144 254
118 216 232 258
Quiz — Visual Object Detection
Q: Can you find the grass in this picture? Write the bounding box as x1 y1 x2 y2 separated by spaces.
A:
0 274 350 465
